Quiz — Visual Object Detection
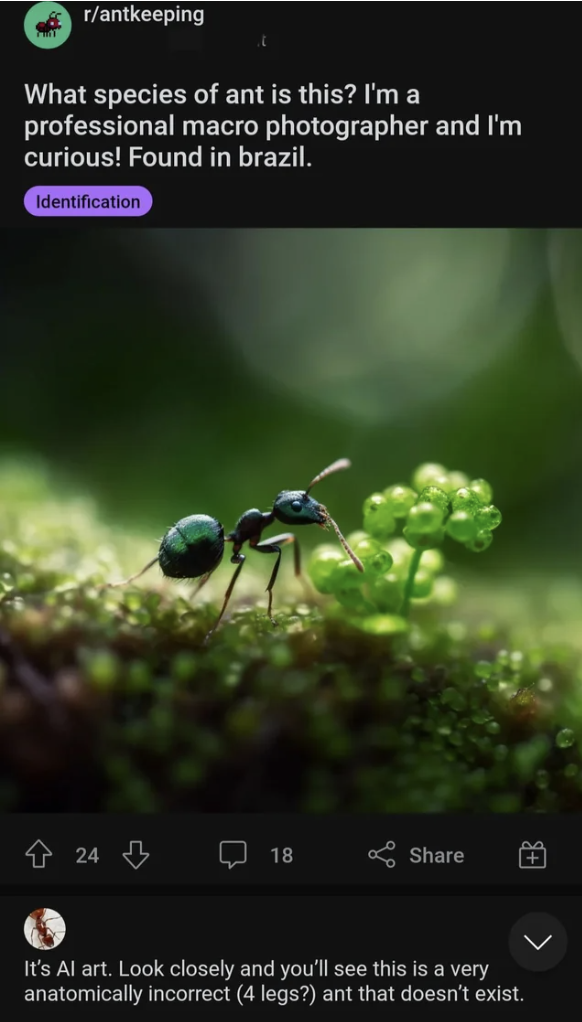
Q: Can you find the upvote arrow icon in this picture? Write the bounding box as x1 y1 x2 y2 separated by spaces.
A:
25 840 53 868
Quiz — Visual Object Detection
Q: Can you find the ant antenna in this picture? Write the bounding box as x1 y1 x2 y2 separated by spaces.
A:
306 458 352 494
305 459 364 572
325 513 364 572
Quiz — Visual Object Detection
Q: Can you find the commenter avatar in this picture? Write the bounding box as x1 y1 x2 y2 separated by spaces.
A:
25 908 66 950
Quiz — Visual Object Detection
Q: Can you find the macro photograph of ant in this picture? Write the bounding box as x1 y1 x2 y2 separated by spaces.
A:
2 226 582 814
35 11 62 37
102 457 363 644
24 909 66 950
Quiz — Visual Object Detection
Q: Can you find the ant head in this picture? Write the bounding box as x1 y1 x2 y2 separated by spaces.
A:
273 489 327 527
273 458 364 572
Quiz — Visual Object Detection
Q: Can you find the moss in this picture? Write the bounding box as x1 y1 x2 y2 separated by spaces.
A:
1 461 582 812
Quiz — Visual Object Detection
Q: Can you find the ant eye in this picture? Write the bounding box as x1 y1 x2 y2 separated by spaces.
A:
291 500 302 512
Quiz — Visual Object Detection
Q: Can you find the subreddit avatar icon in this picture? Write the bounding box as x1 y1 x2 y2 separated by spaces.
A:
24 3 72 48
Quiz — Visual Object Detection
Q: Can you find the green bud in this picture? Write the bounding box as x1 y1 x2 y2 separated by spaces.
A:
363 493 397 540
430 474 451 491
420 548 445 574
308 546 344 594
417 486 449 514
385 538 414 575
384 484 417 518
403 525 446 550
469 478 493 504
334 558 365 588
475 505 502 531
447 510 478 543
371 573 405 613
335 587 374 613
467 529 493 553
363 493 386 516
407 502 444 533
346 530 369 547
353 538 394 575
412 463 448 492
444 471 470 492
451 487 481 513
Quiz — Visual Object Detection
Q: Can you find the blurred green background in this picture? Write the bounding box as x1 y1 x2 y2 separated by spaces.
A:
2 226 582 581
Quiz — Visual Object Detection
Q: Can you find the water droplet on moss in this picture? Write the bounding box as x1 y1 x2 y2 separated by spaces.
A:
556 728 575 749
486 721 501 735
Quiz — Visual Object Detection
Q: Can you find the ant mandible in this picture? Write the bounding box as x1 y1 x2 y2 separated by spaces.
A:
103 457 364 642
29 908 62 949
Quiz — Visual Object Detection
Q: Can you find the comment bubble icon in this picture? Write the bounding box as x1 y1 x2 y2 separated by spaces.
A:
219 840 247 869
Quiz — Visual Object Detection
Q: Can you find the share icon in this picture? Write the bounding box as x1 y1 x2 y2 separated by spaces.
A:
368 841 396 867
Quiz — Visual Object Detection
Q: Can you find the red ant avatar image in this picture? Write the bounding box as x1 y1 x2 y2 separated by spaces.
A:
26 908 66 950
36 11 62 37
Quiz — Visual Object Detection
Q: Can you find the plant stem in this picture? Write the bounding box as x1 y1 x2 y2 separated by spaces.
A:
400 549 423 618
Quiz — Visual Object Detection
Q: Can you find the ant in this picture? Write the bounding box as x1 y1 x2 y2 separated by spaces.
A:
103 457 364 642
28 908 64 949
36 12 61 37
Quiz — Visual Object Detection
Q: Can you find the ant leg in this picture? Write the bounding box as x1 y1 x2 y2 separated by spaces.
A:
98 557 159 591
254 536 293 625
256 533 311 616
256 533 299 571
204 554 245 644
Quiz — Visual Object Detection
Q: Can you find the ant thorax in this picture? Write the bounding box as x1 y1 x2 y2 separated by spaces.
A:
228 509 273 544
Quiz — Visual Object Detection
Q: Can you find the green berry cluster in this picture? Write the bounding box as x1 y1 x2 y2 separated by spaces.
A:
407 463 501 555
308 462 502 619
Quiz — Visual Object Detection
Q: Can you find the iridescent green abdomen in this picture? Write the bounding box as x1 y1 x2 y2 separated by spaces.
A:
158 514 224 579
